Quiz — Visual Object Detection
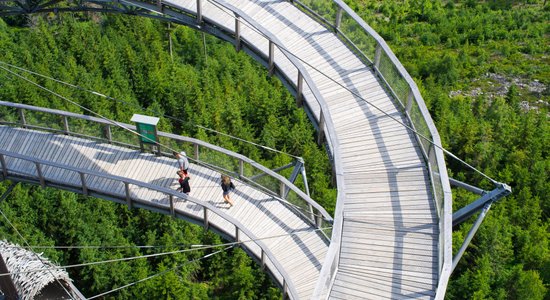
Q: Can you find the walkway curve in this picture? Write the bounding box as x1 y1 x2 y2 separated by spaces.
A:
0 123 328 299
0 0 453 298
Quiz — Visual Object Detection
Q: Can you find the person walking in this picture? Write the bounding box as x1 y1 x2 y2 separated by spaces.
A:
173 151 189 175
220 175 235 207
177 170 191 195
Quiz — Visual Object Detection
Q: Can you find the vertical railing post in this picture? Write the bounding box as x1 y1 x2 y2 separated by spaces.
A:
315 213 322 229
374 43 382 70
0 154 7 179
235 15 241 51
104 125 112 143
156 0 162 12
194 144 199 161
268 41 275 76
63 116 70 135
169 195 175 216
405 88 414 114
18 108 26 128
335 6 342 32
35 162 45 187
260 249 266 270
296 72 303 107
235 226 240 243
196 0 202 24
309 204 315 223
80 172 88 195
317 112 325 145
282 280 288 300
203 207 208 229
279 182 285 199
124 182 132 209
239 160 244 178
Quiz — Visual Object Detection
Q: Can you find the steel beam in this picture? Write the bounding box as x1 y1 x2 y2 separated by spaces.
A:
452 203 491 272
452 183 511 227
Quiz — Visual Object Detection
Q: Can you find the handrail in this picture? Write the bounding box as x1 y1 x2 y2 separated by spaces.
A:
287 0 454 298
0 0 453 296
0 148 301 298
201 3 349 297
0 101 332 226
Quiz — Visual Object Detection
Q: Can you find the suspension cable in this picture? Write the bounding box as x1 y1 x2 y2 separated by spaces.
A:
0 1 498 183
205 0 499 185
0 64 183 155
87 245 233 299
0 61 300 159
0 184 76 300
11 244 200 250
0 62 324 218
0 244 223 277
0 226 331 277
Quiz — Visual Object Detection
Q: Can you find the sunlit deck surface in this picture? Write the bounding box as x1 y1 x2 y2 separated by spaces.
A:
0 0 440 298
170 0 438 298
0 126 328 299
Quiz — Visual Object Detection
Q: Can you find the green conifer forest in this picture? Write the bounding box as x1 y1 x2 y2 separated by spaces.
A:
0 0 548 299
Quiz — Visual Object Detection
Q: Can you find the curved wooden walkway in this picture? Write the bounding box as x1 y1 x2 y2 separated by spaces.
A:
173 1 440 299
0 125 328 299
0 0 451 299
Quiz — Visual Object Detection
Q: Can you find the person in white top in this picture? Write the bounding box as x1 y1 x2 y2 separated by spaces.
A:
173 151 189 174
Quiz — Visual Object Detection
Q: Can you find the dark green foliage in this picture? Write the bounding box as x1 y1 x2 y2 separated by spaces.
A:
0 12 333 299
0 0 549 298
347 1 549 299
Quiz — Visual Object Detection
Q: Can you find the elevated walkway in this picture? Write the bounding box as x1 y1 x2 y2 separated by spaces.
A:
0 0 453 298
0 102 331 299
180 1 447 298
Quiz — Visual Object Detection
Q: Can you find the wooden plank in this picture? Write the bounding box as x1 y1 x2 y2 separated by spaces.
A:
11 132 39 173
338 264 437 289
341 151 422 167
140 155 166 201
335 269 437 297
337 117 412 136
316 72 379 98
344 171 428 183
344 220 438 235
341 242 437 263
35 134 66 180
338 125 411 142
332 270 435 299
339 256 436 275
253 200 295 237
342 229 437 247
340 247 436 266
226 189 261 222
324 83 387 106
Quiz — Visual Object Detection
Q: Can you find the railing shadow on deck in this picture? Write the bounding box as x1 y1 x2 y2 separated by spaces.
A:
0 0 452 296
242 5 431 296
0 99 336 299
0 147 304 298
280 1 453 298
0 101 332 230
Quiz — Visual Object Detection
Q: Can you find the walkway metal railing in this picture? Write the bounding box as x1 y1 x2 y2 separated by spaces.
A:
0 148 300 299
288 1 453 298
0 0 453 297
0 2 347 298
0 101 333 233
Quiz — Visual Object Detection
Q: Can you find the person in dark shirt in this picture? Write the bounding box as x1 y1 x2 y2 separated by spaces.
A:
221 175 235 207
177 170 190 195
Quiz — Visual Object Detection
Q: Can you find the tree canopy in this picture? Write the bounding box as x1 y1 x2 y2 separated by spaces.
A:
1 0 549 299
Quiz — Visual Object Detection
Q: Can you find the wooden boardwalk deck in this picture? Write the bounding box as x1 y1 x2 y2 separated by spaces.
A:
0 126 328 299
165 0 439 298
0 0 443 298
